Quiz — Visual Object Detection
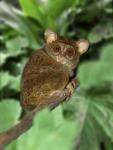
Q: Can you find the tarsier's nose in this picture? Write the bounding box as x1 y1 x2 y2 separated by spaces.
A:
56 55 66 64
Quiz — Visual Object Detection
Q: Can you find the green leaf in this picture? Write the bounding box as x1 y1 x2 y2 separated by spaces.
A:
65 92 101 150
19 0 45 27
78 43 113 88
78 117 100 150
63 91 113 150
101 43 113 63
88 21 113 44
40 0 78 19
52 106 64 126
90 97 113 140
0 1 39 49
6 36 29 53
9 75 20 91
7 108 77 150
0 51 8 66
34 109 55 131
78 61 99 88
0 72 11 89
105 140 113 150
19 0 79 29
0 100 21 133
0 72 20 91
2 37 27 59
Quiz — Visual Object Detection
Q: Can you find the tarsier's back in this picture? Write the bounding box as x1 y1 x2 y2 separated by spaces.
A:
21 29 89 110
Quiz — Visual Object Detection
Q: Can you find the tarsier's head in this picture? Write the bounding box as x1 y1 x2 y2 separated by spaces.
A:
44 29 89 70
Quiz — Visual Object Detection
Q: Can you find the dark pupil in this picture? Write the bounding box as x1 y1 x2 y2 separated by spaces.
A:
54 45 60 53
67 49 74 57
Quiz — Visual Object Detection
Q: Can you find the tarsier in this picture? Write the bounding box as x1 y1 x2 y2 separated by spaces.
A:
21 29 89 110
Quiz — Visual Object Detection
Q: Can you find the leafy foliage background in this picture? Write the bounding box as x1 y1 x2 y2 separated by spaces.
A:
0 0 113 150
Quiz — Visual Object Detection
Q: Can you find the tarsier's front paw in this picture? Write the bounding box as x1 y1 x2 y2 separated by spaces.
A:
65 77 79 98
71 77 79 89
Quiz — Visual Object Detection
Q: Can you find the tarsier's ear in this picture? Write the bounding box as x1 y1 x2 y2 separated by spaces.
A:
44 29 58 43
76 39 89 55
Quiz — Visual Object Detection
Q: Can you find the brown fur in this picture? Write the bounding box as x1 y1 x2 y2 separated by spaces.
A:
21 30 89 110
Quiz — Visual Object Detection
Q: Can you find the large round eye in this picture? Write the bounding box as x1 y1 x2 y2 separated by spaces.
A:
64 47 75 59
53 44 61 55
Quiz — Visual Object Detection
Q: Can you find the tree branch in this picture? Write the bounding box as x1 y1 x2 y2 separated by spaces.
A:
0 89 69 150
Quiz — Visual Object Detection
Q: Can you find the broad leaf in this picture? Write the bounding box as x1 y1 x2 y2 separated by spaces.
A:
101 43 113 62
0 1 39 49
7 108 78 150
19 0 45 27
66 91 113 150
0 72 11 89
19 0 79 29
0 72 20 91
78 43 113 88
0 100 21 133
88 21 113 43
6 36 29 53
